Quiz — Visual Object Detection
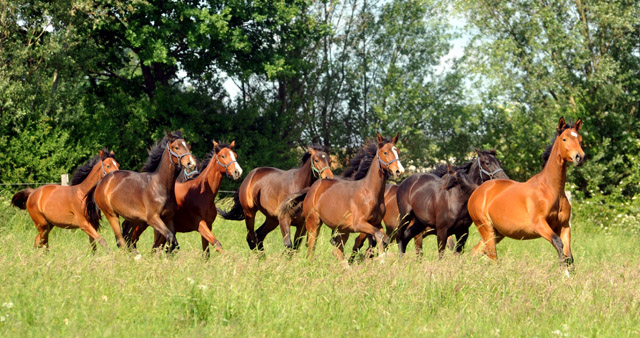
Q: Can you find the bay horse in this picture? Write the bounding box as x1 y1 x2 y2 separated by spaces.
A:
11 149 119 251
396 165 479 257
85 132 197 251
351 148 508 256
122 141 243 254
467 117 584 268
300 133 404 259
219 145 333 250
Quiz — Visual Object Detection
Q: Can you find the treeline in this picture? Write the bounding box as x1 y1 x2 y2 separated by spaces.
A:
1 0 638 200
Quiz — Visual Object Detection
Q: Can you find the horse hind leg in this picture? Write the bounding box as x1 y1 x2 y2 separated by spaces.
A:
292 224 306 251
244 213 258 250
255 217 278 251
471 219 499 260
332 232 350 261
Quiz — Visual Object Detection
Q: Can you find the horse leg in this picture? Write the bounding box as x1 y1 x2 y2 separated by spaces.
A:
305 210 322 258
332 232 351 261
255 217 278 251
534 219 567 263
127 223 148 250
436 227 449 259
354 222 386 258
78 219 109 253
198 220 223 255
350 233 367 260
105 213 127 249
446 235 456 251
452 230 469 254
559 224 573 266
292 224 306 251
396 218 415 254
471 216 500 260
146 215 177 253
244 213 258 250
278 215 294 250
400 220 424 256
413 233 423 256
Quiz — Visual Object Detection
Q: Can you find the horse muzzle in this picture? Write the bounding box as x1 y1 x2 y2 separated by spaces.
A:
572 152 585 166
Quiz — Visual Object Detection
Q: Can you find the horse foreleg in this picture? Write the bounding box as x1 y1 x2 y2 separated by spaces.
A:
244 214 258 250
471 220 499 260
78 219 108 253
305 211 321 258
105 213 127 249
436 227 449 259
198 220 223 254
351 233 367 258
255 217 278 251
34 222 52 249
534 219 567 263
354 222 387 258
278 216 294 250
147 215 177 253
332 232 350 261
559 225 573 266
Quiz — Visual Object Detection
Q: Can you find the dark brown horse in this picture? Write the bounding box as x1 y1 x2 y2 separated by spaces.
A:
122 141 242 254
11 149 119 251
351 148 508 256
468 117 584 270
85 132 197 250
299 133 404 259
219 145 333 250
396 165 479 257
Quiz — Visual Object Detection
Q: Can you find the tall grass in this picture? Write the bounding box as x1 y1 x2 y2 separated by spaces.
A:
0 192 639 337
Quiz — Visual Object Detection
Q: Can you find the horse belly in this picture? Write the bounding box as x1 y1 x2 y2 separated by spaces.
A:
40 189 80 229
487 193 538 240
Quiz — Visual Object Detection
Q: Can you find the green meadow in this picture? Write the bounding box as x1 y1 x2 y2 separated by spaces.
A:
0 194 638 337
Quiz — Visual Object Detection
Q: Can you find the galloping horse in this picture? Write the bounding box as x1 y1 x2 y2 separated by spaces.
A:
219 145 333 250
467 117 584 268
396 165 478 257
122 141 242 254
351 148 508 256
300 133 404 259
85 132 197 251
11 149 119 251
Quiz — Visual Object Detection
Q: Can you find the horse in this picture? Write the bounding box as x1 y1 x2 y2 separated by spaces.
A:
84 131 197 251
351 148 508 256
396 165 479 257
11 149 119 251
299 133 404 259
467 117 584 269
122 141 242 254
218 145 333 251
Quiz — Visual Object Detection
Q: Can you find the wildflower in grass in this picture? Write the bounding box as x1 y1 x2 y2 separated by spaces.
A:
0 315 5 322
187 277 195 285
1 302 13 309
198 284 208 291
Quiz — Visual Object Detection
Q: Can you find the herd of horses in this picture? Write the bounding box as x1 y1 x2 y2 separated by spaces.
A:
10 117 585 270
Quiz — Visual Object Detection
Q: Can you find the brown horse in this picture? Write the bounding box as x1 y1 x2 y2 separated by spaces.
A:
301 133 404 259
85 132 197 251
11 149 119 251
467 117 584 268
219 145 333 250
351 148 508 256
122 141 242 254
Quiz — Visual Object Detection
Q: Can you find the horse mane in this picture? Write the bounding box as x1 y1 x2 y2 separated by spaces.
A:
541 121 575 168
200 142 232 171
300 144 330 166
70 148 116 185
142 131 184 172
343 137 391 180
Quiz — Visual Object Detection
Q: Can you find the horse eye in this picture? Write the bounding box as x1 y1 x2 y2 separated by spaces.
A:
384 152 388 155
562 138 566 142
222 155 226 158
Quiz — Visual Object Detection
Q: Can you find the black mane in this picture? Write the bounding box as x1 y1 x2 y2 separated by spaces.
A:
301 144 330 166
431 161 473 178
70 148 116 185
142 131 184 172
200 142 232 171
542 121 574 168
343 137 391 180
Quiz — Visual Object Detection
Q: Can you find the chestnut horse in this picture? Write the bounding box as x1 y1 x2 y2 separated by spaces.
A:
219 145 333 250
467 117 584 268
351 148 508 256
396 165 479 257
122 141 243 254
301 133 404 259
11 149 119 251
85 132 197 251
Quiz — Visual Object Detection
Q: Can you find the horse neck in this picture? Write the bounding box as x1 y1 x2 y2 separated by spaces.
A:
153 148 180 191
294 158 314 187
196 157 223 195
76 164 104 192
467 160 484 185
362 155 387 198
538 139 567 194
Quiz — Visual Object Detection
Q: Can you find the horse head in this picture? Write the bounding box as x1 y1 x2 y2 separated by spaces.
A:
308 146 333 179
376 132 404 178
213 140 243 180
166 132 197 174
556 117 585 166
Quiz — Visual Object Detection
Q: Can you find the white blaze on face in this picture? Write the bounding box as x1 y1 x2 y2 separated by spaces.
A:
570 131 578 138
230 152 242 176
392 147 404 173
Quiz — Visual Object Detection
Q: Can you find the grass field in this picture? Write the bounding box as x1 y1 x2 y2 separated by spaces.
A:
1 193 639 337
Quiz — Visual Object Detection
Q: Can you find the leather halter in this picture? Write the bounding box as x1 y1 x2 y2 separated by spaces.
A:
477 156 504 181
167 142 194 170
100 158 107 176
311 160 331 179
377 151 400 174
215 153 237 178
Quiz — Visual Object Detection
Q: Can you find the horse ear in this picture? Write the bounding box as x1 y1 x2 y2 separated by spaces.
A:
474 148 481 155
110 150 115 156
307 147 316 156
212 140 219 149
447 163 454 173
98 149 104 158
574 118 583 132
391 132 399 145
166 131 175 142
230 140 235 149
376 132 384 147
557 117 567 132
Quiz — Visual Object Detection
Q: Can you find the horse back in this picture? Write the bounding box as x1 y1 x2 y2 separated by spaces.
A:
241 166 305 216
95 170 151 221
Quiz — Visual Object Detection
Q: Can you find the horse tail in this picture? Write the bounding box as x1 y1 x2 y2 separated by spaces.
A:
276 188 309 221
217 190 245 220
11 188 34 210
84 185 101 231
